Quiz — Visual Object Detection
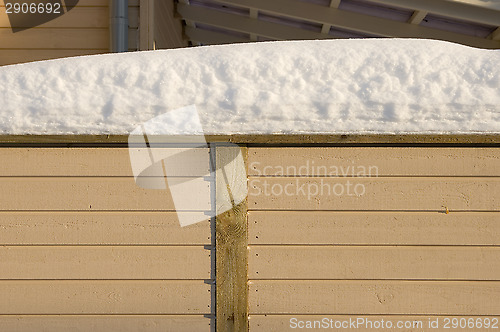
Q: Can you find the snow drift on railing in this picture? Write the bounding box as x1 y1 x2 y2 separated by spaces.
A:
0 38 499 134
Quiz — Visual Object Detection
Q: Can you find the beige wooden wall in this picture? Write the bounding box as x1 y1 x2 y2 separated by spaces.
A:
0 0 140 66
246 147 500 331
0 148 213 332
0 144 498 332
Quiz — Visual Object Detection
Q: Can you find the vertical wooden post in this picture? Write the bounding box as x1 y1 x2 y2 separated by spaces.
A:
215 144 248 332
139 0 155 50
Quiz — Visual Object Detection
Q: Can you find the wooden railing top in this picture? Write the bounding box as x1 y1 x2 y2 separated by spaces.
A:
0 134 499 146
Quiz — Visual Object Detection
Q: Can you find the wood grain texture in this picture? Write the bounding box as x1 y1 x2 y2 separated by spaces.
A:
0 315 212 332
0 246 211 279
249 315 500 331
248 177 499 211
0 177 211 211
249 280 500 315
0 212 211 245
248 211 500 245
248 246 500 280
216 145 249 332
248 147 500 176
0 280 211 314
0 148 210 176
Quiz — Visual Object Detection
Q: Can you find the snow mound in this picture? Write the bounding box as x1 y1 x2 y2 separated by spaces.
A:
0 38 499 135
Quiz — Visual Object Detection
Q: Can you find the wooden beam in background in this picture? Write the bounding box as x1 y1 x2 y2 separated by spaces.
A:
408 10 428 25
185 26 250 45
249 8 258 41
366 0 500 27
178 3 334 41
489 27 500 41
213 0 500 49
178 0 196 29
321 0 341 34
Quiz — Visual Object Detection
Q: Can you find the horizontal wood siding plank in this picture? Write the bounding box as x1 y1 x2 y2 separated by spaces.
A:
249 280 500 315
249 315 500 331
248 148 500 176
0 49 107 66
0 280 211 314
0 212 211 245
248 246 500 280
0 28 137 49
0 177 211 211
248 177 499 211
0 7 139 28
248 211 500 245
0 148 210 176
0 315 212 332
0 246 211 279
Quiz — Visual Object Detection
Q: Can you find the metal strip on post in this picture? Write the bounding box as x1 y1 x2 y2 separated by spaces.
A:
215 144 249 332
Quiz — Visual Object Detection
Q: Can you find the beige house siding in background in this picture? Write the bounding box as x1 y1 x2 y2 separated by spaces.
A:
246 147 500 331
0 0 140 66
0 148 214 332
0 0 188 66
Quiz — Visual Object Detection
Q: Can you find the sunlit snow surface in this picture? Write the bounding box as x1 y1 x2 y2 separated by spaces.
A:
0 39 499 134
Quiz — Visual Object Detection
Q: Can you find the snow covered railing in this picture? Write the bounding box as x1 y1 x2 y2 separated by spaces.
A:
0 39 499 136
